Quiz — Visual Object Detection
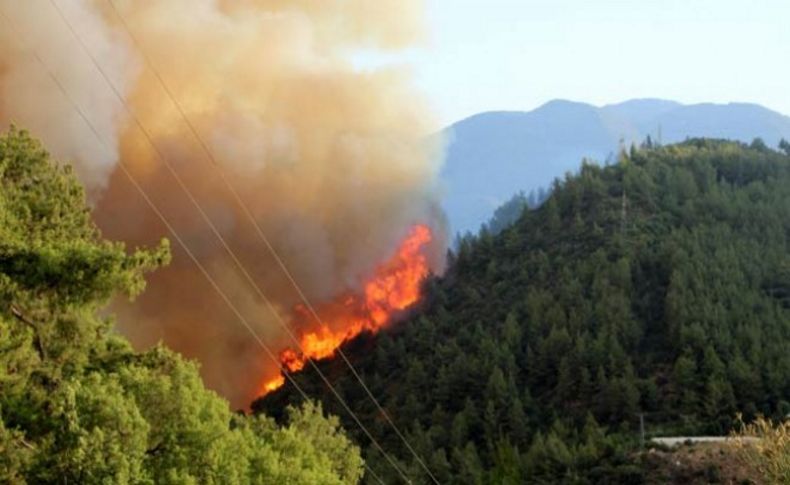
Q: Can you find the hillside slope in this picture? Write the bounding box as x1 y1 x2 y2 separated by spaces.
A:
256 139 790 484
442 99 790 235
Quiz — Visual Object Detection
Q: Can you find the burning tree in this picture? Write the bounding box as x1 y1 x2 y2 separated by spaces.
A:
262 224 433 394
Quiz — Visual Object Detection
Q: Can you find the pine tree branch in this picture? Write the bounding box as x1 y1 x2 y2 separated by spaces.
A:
9 304 47 360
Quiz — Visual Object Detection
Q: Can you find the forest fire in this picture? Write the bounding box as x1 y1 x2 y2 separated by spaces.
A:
261 224 433 395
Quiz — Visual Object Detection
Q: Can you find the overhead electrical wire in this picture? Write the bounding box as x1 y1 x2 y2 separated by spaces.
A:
42 0 409 481
0 2 403 483
101 1 440 482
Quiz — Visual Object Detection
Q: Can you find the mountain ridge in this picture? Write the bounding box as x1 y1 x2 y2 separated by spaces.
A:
440 99 790 235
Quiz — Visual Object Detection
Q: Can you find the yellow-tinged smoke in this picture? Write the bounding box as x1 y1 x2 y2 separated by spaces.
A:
0 0 444 407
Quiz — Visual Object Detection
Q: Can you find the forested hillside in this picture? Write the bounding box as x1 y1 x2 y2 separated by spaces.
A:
257 138 790 483
0 128 363 484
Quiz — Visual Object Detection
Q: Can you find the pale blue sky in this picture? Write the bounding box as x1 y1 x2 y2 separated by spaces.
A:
356 0 790 127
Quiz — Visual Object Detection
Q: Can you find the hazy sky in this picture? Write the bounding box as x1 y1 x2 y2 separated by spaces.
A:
356 0 790 127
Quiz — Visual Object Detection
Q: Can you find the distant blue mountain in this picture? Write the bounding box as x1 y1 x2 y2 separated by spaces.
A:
440 99 790 235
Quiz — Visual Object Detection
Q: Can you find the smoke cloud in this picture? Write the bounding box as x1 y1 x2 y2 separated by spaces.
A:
0 1 137 193
0 0 444 407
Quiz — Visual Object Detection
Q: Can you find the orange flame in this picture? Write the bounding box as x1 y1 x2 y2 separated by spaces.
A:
260 224 432 394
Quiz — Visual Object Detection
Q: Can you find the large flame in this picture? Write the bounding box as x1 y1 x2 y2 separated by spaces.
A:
261 224 432 394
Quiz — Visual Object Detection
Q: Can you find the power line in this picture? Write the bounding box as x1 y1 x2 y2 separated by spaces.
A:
102 2 439 482
0 6 390 484
43 0 406 480
44 0 412 481
2 2 397 482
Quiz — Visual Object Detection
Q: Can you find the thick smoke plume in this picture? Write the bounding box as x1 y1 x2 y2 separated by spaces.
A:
0 0 444 407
